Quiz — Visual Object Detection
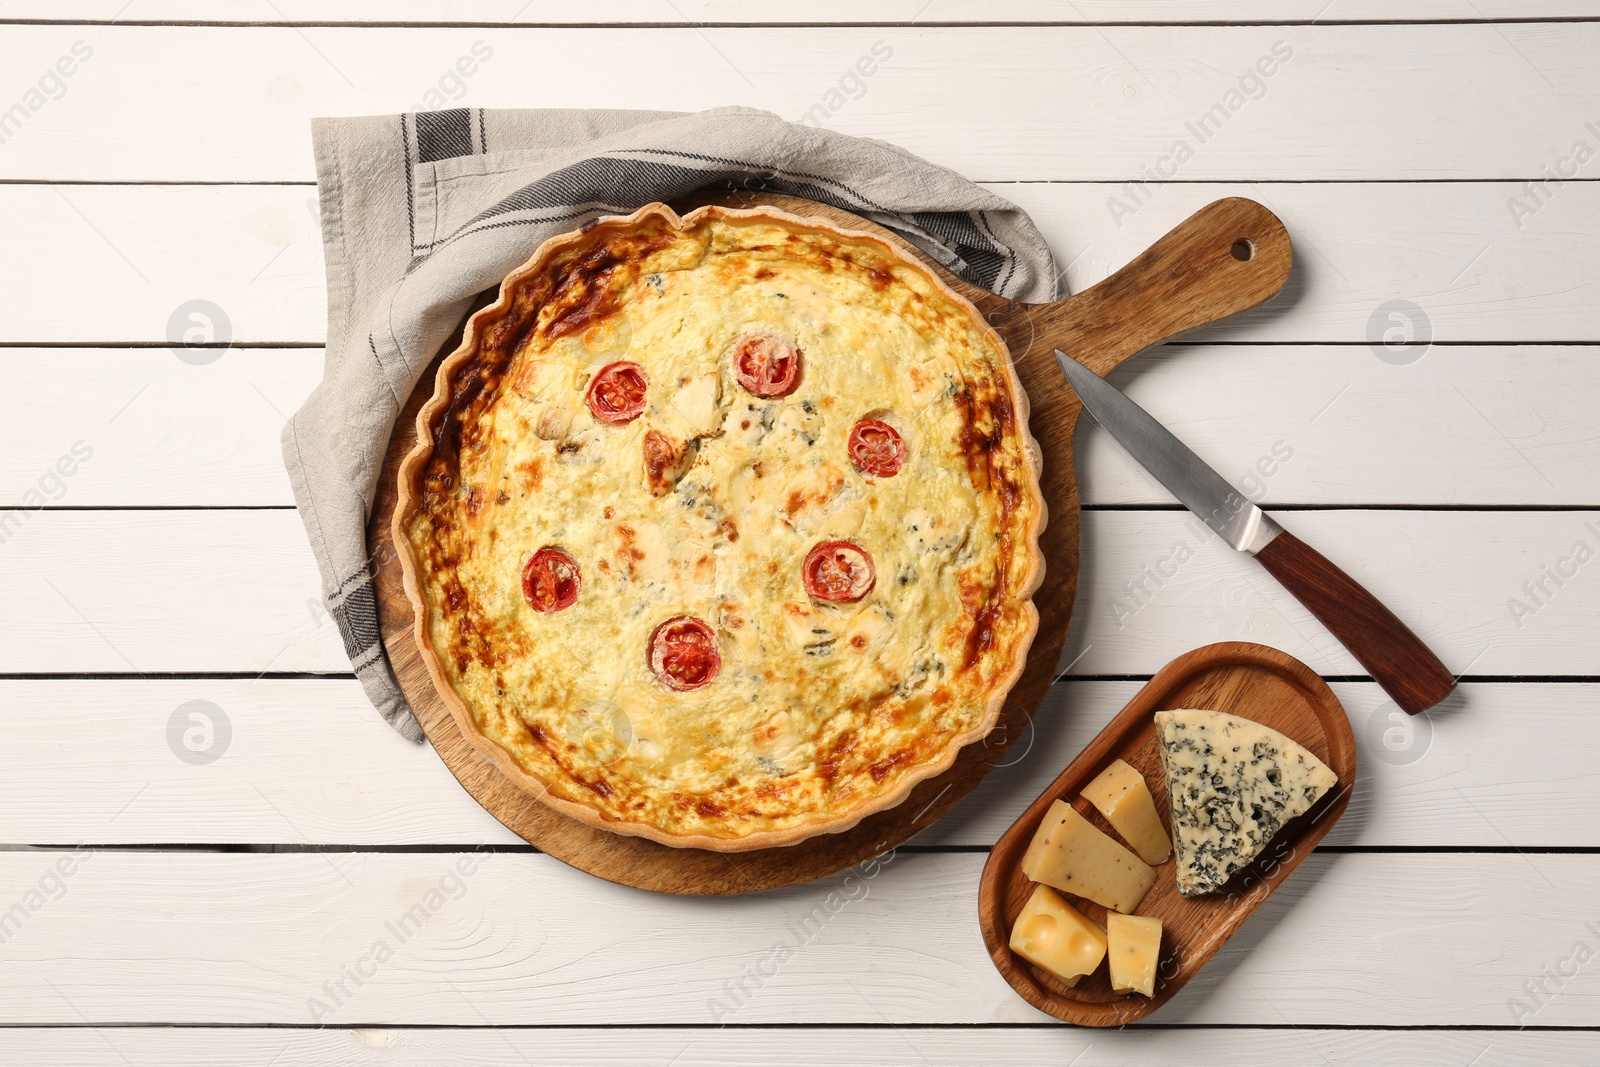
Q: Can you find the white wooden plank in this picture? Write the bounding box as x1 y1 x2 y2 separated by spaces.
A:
1061 508 1600 678
929 680 1600 848
1001 180 1600 345
0 1026 1589 1067
1087 344 1600 506
0 850 1592 1025
0 509 1589 676
0 184 326 345
0 348 306 508
6 181 1599 345
6 0 1597 23
0 510 348 674
0 678 521 846
6 344 1594 508
0 24 1594 181
0 678 1591 848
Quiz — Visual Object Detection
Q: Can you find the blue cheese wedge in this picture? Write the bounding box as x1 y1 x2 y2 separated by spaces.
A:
1154 709 1337 897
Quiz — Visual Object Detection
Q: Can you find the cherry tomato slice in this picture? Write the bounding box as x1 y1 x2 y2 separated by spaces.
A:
730 332 802 398
522 547 581 612
803 541 876 603
586 361 648 423
648 616 721 692
847 418 905 477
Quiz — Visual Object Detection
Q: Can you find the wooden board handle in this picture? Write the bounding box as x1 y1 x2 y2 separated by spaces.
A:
1255 529 1456 715
1010 197 1294 380
1011 198 1299 435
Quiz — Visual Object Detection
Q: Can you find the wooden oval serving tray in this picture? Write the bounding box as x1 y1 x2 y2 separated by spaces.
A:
368 190 1293 895
978 641 1356 1025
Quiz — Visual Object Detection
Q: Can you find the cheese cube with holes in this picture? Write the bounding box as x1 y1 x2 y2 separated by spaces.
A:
1080 759 1172 865
1106 912 1163 997
1008 885 1107 986
1021 799 1156 913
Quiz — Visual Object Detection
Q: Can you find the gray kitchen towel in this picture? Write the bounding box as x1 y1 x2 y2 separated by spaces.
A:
283 104 1061 742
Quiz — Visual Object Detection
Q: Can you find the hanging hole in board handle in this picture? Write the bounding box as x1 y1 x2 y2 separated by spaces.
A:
1230 238 1256 262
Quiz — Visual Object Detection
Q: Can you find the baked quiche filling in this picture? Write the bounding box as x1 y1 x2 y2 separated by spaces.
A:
402 206 1043 846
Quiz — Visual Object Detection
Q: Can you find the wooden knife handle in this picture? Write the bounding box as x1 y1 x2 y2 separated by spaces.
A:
1254 529 1456 715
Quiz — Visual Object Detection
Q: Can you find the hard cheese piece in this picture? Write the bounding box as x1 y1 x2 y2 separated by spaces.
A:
1008 884 1107 986
1155 708 1338 897
1080 758 1172 865
1106 912 1163 997
1021 798 1156 913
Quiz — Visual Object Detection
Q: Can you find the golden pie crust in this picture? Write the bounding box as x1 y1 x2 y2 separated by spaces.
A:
393 203 1045 851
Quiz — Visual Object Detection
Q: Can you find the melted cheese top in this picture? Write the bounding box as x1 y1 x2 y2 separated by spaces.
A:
404 210 1041 844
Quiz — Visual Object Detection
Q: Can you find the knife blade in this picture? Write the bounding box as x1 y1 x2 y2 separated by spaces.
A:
1055 350 1456 715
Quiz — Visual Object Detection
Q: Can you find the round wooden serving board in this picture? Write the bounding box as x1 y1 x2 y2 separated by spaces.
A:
368 190 1293 895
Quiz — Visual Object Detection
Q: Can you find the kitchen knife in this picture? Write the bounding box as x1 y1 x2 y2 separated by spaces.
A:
1055 350 1455 715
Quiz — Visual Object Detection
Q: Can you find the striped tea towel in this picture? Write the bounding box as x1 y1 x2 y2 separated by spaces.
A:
283 104 1060 742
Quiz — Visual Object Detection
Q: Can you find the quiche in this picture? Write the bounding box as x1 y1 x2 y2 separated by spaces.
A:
393 203 1046 851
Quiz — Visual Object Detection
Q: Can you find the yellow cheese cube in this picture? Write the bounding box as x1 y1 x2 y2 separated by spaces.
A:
1008 885 1107 985
1106 912 1163 997
1081 759 1173 865
1022 799 1156 913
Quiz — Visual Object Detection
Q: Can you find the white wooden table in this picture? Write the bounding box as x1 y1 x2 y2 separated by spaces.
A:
2 2 1597 1062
